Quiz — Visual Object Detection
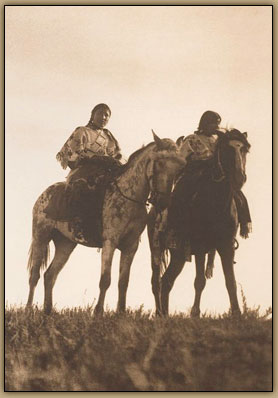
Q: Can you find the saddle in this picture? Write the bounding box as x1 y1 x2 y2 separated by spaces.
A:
44 157 122 245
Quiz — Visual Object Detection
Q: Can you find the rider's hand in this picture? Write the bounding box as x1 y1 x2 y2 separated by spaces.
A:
78 151 87 159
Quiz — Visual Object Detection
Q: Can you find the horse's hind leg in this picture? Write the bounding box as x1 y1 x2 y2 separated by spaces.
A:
161 248 186 315
191 253 206 317
43 233 76 314
117 239 139 313
94 240 116 315
27 238 50 308
217 243 241 315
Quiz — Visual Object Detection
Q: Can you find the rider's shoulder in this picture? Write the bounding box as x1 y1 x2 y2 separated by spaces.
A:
176 133 195 143
103 128 121 148
176 134 197 148
183 133 199 144
184 133 197 140
74 126 89 133
103 128 112 136
70 126 90 139
103 128 116 140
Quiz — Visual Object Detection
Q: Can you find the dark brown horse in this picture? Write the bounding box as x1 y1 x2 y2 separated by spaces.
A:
148 129 251 316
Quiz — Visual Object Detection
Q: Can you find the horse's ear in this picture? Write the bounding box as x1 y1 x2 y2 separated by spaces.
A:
152 129 163 149
243 132 248 138
176 136 185 147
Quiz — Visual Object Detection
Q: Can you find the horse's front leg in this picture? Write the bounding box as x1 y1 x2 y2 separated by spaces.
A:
217 242 241 316
161 248 186 316
147 209 163 315
191 253 206 318
117 239 140 313
94 240 116 316
151 248 163 316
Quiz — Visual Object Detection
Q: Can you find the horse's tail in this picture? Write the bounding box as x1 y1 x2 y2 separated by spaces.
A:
27 239 50 275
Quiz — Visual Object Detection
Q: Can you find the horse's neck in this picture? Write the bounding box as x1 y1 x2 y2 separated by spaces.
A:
210 178 234 217
206 149 231 205
216 144 244 191
117 150 152 201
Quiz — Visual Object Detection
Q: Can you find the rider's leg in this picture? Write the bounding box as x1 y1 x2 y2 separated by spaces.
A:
234 191 252 238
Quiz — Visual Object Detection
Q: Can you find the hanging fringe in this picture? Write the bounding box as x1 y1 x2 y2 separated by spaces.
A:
56 152 68 170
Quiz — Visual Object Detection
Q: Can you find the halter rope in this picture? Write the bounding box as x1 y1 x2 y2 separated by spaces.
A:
212 143 226 183
113 159 166 207
113 180 150 206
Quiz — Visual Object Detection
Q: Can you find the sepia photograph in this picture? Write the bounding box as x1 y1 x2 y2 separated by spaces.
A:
5 5 272 391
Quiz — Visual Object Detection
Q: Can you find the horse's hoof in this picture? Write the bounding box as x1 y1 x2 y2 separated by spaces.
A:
161 308 169 317
190 308 200 318
44 307 52 316
155 309 163 317
25 305 34 314
232 309 242 319
116 308 126 315
93 306 103 317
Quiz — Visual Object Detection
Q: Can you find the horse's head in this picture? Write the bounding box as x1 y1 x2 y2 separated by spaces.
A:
147 131 186 211
217 129 251 190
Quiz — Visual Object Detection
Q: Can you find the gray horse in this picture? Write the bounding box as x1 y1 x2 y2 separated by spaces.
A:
26 132 186 315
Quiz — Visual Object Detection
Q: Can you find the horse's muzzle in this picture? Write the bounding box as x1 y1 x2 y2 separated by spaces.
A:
233 170 247 190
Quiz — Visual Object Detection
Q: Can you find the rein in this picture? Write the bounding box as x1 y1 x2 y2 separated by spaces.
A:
113 180 150 207
212 145 226 183
113 158 165 208
212 131 249 185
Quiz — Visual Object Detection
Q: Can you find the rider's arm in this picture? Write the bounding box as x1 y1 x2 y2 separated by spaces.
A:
178 134 212 161
105 129 123 162
56 127 87 169
177 134 196 160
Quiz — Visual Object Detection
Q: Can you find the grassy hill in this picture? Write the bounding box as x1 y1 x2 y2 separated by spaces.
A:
5 304 272 391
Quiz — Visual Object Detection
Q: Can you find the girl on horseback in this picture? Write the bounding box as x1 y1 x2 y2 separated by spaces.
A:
52 104 124 243
56 103 123 170
167 110 252 253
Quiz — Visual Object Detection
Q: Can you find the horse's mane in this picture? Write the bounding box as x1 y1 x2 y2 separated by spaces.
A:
217 129 251 152
118 142 155 175
119 139 177 174
175 129 251 184
127 142 155 164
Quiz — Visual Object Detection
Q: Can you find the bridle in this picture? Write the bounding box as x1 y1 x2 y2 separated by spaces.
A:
113 157 168 208
114 179 150 207
212 144 226 183
147 159 167 207
211 135 248 184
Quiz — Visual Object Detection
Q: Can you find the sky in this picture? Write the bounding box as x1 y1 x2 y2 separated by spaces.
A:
5 5 272 315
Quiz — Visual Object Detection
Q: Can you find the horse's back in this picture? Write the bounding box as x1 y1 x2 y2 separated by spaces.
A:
67 156 122 184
